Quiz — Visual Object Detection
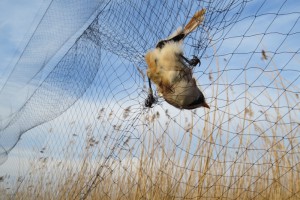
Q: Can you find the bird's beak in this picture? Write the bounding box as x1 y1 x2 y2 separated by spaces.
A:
202 102 210 109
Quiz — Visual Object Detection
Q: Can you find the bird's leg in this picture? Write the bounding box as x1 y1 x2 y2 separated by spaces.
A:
145 77 156 108
180 54 200 67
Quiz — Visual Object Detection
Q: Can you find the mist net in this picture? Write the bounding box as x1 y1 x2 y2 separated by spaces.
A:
0 0 300 199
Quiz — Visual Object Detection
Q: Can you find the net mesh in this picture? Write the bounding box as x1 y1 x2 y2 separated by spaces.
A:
0 0 300 199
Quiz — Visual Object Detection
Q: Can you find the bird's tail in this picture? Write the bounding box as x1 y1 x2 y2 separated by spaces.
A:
157 8 206 47
183 9 206 36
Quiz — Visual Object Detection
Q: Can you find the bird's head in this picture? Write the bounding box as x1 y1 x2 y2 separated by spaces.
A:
164 94 210 110
182 95 210 110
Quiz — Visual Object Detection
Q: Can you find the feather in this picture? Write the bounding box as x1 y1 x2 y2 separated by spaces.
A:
183 9 206 36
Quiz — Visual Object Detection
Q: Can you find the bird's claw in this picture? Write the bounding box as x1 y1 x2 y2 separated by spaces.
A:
181 54 200 67
145 92 156 108
189 55 200 67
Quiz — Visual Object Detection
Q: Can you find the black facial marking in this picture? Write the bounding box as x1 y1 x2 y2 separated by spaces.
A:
156 33 186 49
156 40 166 49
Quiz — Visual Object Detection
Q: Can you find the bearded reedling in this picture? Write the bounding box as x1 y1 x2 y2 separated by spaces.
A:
145 9 209 109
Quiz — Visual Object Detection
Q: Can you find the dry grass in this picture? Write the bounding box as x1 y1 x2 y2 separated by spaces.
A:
1 59 300 200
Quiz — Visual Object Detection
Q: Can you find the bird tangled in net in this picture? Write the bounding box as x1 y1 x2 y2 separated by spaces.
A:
0 0 300 199
145 9 210 110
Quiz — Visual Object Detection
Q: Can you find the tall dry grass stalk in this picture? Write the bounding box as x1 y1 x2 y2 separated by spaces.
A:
1 56 300 200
